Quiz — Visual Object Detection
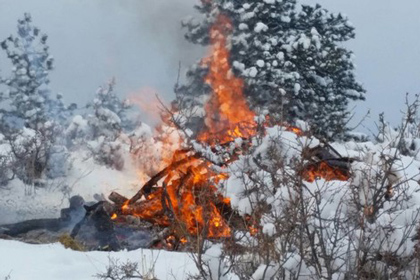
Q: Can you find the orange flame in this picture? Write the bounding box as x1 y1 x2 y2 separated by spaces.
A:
303 161 349 182
121 15 255 238
123 157 231 238
198 15 256 144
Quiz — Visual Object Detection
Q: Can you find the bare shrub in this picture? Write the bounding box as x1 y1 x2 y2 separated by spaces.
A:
95 256 158 280
183 97 420 279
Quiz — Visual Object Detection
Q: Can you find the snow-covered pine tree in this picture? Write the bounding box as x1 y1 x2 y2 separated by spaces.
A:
86 78 133 136
80 79 131 170
1 13 50 129
178 0 365 140
0 13 71 182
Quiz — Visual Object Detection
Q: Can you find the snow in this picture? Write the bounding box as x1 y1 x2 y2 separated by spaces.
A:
254 22 268 33
280 15 291 23
252 264 279 280
241 12 255 21
242 3 251 10
232 61 245 71
297 34 311 49
262 223 276 236
276 51 284 61
256 59 265 68
0 148 143 225
294 83 301 93
238 23 248 30
310 27 320 36
0 239 197 280
247 67 258 78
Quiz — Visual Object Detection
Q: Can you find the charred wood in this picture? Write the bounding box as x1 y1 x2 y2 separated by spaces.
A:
0 195 86 237
108 191 128 205
71 201 120 251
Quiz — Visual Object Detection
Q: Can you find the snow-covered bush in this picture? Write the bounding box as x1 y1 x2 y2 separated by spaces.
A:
186 121 420 279
46 144 71 179
96 257 158 280
65 115 91 147
3 122 71 184
0 151 13 187
376 96 420 162
88 136 125 171
86 78 132 138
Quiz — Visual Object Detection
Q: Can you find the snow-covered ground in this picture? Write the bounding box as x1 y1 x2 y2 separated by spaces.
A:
0 239 197 280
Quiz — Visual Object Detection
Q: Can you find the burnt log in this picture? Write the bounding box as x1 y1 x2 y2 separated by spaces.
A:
1 219 66 237
0 195 86 237
71 201 120 251
108 192 128 205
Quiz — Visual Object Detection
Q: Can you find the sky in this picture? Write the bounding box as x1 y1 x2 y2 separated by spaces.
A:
0 0 419 131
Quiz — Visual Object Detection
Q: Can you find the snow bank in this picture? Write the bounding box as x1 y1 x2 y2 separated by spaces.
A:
0 240 197 280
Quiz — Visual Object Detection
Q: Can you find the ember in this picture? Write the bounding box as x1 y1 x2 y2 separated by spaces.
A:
303 161 350 182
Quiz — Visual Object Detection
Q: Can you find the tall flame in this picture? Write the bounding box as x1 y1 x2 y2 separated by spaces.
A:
198 15 256 144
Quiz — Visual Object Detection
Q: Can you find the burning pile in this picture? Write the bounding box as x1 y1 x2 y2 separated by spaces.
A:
118 152 232 239
107 14 351 246
108 15 261 241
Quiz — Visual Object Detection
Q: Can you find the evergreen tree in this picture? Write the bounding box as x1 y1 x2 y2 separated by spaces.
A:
0 13 72 182
70 79 131 170
1 13 50 129
178 0 365 140
86 78 132 136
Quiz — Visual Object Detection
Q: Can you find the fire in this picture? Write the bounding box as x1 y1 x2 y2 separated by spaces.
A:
121 15 252 238
303 161 349 182
120 13 350 244
198 15 256 144
122 157 231 238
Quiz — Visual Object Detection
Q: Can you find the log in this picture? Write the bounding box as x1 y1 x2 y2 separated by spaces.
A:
146 227 172 248
0 218 66 237
71 201 120 251
108 192 128 205
0 195 86 237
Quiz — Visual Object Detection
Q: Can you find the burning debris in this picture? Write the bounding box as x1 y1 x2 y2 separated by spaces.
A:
0 134 351 251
